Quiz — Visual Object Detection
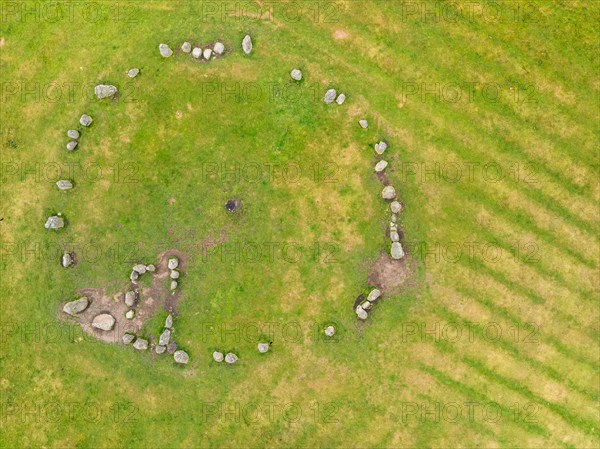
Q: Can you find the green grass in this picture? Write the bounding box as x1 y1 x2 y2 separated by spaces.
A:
1 1 599 448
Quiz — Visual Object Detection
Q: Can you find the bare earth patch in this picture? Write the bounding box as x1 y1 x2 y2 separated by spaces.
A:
58 250 186 345
333 29 350 41
367 252 414 294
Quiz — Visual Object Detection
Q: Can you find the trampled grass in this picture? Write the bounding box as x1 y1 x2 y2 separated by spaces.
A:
0 1 598 448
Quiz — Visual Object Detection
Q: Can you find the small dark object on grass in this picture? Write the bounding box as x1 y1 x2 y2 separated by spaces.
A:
225 198 242 212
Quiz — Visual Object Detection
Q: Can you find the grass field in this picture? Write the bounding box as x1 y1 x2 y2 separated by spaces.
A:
1 1 599 448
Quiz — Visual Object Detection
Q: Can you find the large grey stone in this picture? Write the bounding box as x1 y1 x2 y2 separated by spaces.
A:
146 264 156 272
130 271 139 283
155 345 166 354
375 160 388 172
168 258 179 270
257 343 269 353
159 43 173 57
390 231 400 242
174 350 189 364
359 119 368 129
122 333 135 345
362 300 372 310
214 42 225 54
170 270 179 279
66 141 78 151
56 180 73 190
213 351 224 362
203 48 213 60
367 289 381 302
336 93 346 105
45 215 64 229
94 84 118 99
125 310 134 320
63 297 89 315
224 353 238 364
181 42 191 53
127 68 139 78
125 291 136 307
170 280 178 290
79 114 92 126
324 89 337 104
159 329 171 346
133 338 148 350
242 35 253 54
61 252 73 268
375 141 388 154
67 129 79 139
382 186 396 200
192 47 202 58
391 242 405 260
92 313 115 331
391 201 402 213
133 264 146 274
324 326 335 337
165 314 173 329
356 306 368 320
290 69 302 81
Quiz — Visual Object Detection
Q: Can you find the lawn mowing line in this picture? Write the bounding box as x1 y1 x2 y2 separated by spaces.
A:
455 257 592 334
452 192 598 303
454 284 600 373
435 305 598 404
331 3 600 172
277 23 599 233
417 362 551 439
450 182 596 269
462 355 599 435
416 391 506 443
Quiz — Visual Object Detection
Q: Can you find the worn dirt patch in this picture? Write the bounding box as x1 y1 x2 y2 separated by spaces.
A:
58 250 186 345
333 30 350 41
367 252 414 294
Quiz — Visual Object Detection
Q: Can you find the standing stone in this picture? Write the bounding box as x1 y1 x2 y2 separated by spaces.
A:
168 258 179 270
125 310 134 320
214 42 225 54
257 343 269 353
356 306 368 320
170 270 179 279
56 180 73 190
391 201 402 213
122 333 135 345
67 129 79 139
94 84 118 99
391 242 405 259
155 345 166 354
359 119 369 129
133 264 146 274
382 186 396 200
165 314 173 329
367 289 381 302
125 291 136 307
203 48 213 60
66 141 78 151
92 313 116 331
192 47 202 58
127 68 139 78
174 350 189 364
242 35 253 54
390 231 400 242
324 89 337 104
61 252 73 268
290 69 302 81
79 114 92 126
375 141 388 154
375 160 388 172
63 297 89 315
213 351 224 362
225 353 238 364
133 338 148 350
159 43 173 57
336 93 346 105
181 42 191 53
159 329 171 346
45 216 64 229
324 326 335 337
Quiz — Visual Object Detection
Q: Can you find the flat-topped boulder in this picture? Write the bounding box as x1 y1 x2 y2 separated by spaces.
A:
324 89 337 104
213 351 224 362
367 289 381 302
45 215 64 229
391 242 405 259
174 350 189 364
225 352 238 364
159 43 173 57
133 338 148 350
79 114 92 126
359 119 368 128
257 343 269 353
122 333 135 345
382 186 396 200
66 141 78 151
181 42 191 53
63 297 89 316
67 129 79 139
168 258 179 270
291 69 302 81
324 326 335 337
127 68 139 78
56 180 73 190
61 252 73 268
92 313 115 331
159 329 171 346
242 35 253 54
94 84 118 99
214 42 225 54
